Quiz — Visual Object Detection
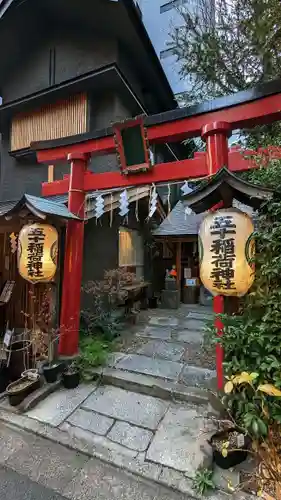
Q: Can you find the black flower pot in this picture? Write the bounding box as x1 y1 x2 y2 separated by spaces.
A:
62 371 80 389
43 362 64 383
148 297 158 309
210 428 251 470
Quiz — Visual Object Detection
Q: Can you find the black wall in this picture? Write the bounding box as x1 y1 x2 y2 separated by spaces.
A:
0 27 134 201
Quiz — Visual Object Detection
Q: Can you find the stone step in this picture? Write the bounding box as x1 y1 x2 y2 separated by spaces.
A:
92 366 209 405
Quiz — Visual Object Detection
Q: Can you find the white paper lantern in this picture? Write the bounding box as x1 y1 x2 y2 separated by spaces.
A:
198 209 255 297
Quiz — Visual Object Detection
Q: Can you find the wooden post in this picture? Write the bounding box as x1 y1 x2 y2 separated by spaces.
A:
48 165 54 183
176 241 181 290
202 121 231 391
59 153 87 356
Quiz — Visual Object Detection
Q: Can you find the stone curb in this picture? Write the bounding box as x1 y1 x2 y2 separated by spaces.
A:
0 408 256 500
93 367 210 405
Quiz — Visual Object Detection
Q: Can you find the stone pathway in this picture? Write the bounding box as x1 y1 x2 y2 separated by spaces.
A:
105 303 216 401
0 305 254 498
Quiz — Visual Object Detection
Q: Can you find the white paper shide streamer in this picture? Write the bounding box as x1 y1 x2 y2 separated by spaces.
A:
148 184 157 219
119 189 129 217
181 181 192 196
94 194 105 219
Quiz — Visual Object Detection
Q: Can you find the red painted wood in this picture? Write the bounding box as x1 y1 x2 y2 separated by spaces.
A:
37 135 116 163
36 93 281 163
42 156 209 195
148 93 281 144
203 122 230 391
41 149 261 197
58 153 88 356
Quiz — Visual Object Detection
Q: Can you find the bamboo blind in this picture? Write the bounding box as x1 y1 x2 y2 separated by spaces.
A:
11 93 88 151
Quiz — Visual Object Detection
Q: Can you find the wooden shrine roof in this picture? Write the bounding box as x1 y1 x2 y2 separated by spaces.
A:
183 167 275 213
0 194 80 221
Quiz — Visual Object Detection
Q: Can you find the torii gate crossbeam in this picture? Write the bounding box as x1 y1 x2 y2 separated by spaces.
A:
32 78 281 389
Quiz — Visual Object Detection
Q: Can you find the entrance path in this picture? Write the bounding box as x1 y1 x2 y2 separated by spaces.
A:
0 305 253 499
109 303 216 402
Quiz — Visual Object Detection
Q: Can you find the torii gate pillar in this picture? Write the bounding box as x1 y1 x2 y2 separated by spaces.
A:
58 152 88 356
202 121 231 390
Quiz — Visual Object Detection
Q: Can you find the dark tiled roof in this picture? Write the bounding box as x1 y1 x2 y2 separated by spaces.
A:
153 199 258 237
153 201 204 236
0 194 80 220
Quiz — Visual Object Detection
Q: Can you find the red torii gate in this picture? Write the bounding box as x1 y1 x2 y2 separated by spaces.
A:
33 79 281 387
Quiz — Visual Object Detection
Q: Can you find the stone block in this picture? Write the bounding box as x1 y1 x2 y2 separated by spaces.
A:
115 353 183 381
82 386 169 430
66 408 114 436
148 317 179 327
213 464 240 493
107 421 153 451
180 365 216 388
176 329 204 344
181 319 206 331
136 340 185 361
93 367 209 405
159 467 195 496
26 384 97 427
161 290 180 309
136 326 172 340
187 311 213 321
146 405 214 477
60 422 138 461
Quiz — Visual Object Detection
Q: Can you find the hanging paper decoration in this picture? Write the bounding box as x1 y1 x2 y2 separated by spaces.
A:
9 232 17 254
110 192 114 228
181 181 192 196
17 223 58 284
167 184 171 214
199 209 255 297
119 190 129 217
94 194 105 220
184 206 192 219
135 188 139 222
148 185 157 219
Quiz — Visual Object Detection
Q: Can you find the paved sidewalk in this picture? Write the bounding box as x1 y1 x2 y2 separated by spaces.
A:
0 422 190 500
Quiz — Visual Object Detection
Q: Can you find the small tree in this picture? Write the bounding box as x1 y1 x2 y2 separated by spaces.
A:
170 0 281 105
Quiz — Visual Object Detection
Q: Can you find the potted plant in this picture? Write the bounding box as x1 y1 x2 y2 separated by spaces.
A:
36 290 64 383
41 329 63 383
62 361 80 389
7 373 40 406
210 426 250 469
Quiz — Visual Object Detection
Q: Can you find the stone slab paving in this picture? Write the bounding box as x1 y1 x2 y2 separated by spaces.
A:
0 401 256 500
66 408 114 436
115 353 183 381
180 364 216 388
181 319 206 331
26 384 97 427
146 404 216 477
148 317 179 327
136 340 185 361
107 421 153 452
175 329 204 344
82 385 169 430
136 326 172 340
187 311 213 321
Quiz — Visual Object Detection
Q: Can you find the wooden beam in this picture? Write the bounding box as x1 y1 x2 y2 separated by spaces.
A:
35 90 281 163
42 155 208 196
48 165 54 183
